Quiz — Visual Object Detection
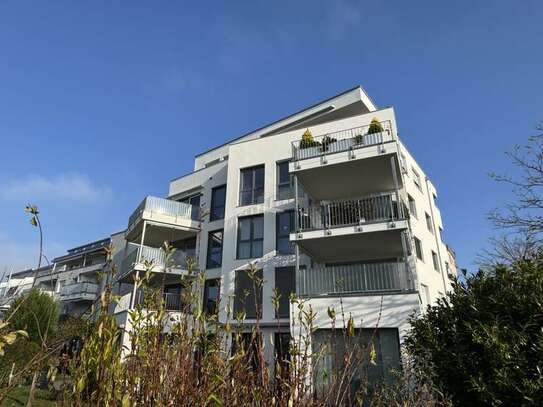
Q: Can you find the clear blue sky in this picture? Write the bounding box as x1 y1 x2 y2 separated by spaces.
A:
0 1 542 273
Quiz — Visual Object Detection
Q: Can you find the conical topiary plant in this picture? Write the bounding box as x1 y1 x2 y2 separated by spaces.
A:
299 128 320 149
367 118 384 135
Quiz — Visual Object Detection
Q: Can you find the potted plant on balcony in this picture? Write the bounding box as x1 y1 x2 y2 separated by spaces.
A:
354 118 385 146
299 128 321 157
320 135 338 153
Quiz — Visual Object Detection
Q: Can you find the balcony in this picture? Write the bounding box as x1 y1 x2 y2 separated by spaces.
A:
59 282 100 302
135 291 187 312
292 193 408 262
289 121 403 200
116 243 195 283
297 261 415 297
125 196 200 246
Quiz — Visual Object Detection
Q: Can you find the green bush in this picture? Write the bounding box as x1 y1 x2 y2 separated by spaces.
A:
405 256 543 406
299 128 321 149
367 118 384 135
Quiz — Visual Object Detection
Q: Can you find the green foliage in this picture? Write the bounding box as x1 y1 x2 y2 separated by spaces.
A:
5 289 59 344
299 128 321 149
367 118 384 135
406 256 543 406
320 135 337 152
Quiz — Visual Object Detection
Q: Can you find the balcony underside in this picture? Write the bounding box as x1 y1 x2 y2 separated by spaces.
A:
117 263 189 285
126 219 199 247
293 151 402 201
294 226 406 263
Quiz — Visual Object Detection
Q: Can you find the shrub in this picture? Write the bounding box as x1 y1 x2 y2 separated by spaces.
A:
299 128 321 149
405 256 543 406
321 135 337 152
367 118 384 135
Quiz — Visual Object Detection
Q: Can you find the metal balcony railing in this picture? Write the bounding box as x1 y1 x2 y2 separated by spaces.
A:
135 291 186 312
292 120 394 161
118 243 195 281
127 196 200 230
59 282 100 299
297 261 414 297
297 193 405 232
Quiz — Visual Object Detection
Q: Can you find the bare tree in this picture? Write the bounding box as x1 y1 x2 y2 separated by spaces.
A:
483 122 543 265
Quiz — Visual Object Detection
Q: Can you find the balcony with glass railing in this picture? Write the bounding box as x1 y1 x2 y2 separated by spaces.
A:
117 243 195 283
125 196 201 244
59 281 100 302
297 261 415 297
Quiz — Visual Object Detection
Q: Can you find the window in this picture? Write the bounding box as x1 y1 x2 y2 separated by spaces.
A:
237 215 264 259
276 211 294 255
203 279 220 315
240 165 264 205
231 332 263 371
274 332 291 379
172 237 196 266
234 269 263 319
179 193 201 219
412 167 422 191
432 251 439 271
425 213 433 234
312 328 401 397
433 193 437 206
276 161 293 200
275 267 295 318
408 194 417 219
206 230 223 268
445 261 451 277
420 284 430 309
414 237 423 261
210 185 226 221
439 227 444 242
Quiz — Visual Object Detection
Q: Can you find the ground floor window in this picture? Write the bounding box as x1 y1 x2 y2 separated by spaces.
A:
312 328 401 398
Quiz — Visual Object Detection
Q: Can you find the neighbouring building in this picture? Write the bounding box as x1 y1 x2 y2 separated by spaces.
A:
1 238 111 319
109 86 455 385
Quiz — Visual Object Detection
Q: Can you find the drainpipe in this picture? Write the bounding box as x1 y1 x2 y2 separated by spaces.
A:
425 178 448 293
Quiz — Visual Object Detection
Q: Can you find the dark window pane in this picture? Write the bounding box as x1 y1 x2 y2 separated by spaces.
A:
210 185 226 221
275 267 295 318
254 166 265 188
253 216 264 239
204 279 220 315
240 165 265 206
237 242 251 259
240 191 252 206
206 230 223 268
234 269 263 319
276 211 294 254
278 161 289 184
239 218 251 240
251 241 263 258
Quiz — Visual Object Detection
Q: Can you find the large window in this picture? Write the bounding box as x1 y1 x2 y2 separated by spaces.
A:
206 230 223 268
240 165 264 206
237 215 264 259
234 269 263 319
276 161 293 200
412 167 422 192
414 237 423 261
203 279 220 315
172 237 196 268
210 185 226 221
275 267 295 318
276 211 294 255
313 328 401 396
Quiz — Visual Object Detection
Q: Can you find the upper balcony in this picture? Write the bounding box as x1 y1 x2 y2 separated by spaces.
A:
291 193 409 263
116 243 195 283
59 281 100 302
289 120 403 200
125 196 201 246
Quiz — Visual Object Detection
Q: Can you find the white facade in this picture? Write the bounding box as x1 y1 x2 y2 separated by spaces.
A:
113 86 454 376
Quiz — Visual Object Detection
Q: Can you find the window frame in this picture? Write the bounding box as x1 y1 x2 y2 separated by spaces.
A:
206 229 224 269
414 237 423 261
234 268 263 319
276 210 295 255
203 278 221 316
431 250 439 271
236 215 264 259
239 165 265 206
425 212 433 234
210 184 227 221
412 167 423 192
275 266 295 318
408 194 417 219
276 160 293 200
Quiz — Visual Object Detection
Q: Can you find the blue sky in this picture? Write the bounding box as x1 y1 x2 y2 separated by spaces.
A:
0 0 542 273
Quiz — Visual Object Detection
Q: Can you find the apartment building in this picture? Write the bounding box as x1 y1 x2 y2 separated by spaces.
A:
111 86 453 384
1 238 110 319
